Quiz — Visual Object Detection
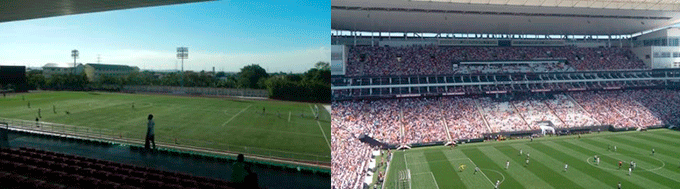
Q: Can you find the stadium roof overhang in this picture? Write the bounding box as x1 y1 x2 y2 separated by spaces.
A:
0 0 212 23
332 0 680 35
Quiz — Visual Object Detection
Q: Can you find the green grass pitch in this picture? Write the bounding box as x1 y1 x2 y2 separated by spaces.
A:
385 129 680 189
0 91 331 163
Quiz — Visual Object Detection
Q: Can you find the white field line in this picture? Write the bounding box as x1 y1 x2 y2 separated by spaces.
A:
404 153 409 169
310 104 331 150
467 158 495 187
288 111 291 122
430 172 439 189
222 105 252 127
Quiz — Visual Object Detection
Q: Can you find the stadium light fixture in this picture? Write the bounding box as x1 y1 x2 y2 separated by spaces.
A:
177 47 188 88
71 49 79 74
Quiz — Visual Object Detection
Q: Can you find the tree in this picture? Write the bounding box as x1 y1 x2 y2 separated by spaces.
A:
237 64 269 89
26 70 46 90
315 61 330 70
216 71 226 78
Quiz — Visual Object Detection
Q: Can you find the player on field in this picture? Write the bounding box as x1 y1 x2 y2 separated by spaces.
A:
505 160 510 169
262 107 265 114
459 164 466 172
628 167 632 176
474 167 480 174
618 181 621 189
652 148 655 156
526 153 530 159
53 105 56 114
629 161 634 170
608 145 611 151
564 163 568 172
495 180 500 189
27 101 30 108
519 149 523 156
596 157 600 165
618 161 623 169
525 159 529 167
132 102 135 109
614 146 617 152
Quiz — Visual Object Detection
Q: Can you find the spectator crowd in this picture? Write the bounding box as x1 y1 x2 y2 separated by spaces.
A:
346 45 646 77
332 89 679 189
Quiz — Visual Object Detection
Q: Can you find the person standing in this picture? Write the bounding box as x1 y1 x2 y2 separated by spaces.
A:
564 163 568 172
495 180 500 189
505 160 510 170
145 114 155 150
652 148 655 156
231 154 248 184
618 181 621 189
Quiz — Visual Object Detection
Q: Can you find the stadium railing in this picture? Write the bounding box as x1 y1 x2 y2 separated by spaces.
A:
0 117 330 166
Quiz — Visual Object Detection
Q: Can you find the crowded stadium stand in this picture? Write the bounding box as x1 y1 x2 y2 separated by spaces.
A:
332 0 680 188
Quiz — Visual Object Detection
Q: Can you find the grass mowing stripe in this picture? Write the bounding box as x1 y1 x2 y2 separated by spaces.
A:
582 138 680 185
460 148 524 189
636 135 677 149
620 135 680 157
424 151 465 189
593 137 680 176
529 142 636 188
650 130 680 138
493 145 583 189
555 141 648 188
568 139 680 186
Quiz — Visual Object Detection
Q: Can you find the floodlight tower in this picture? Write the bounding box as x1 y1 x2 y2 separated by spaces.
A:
71 49 79 74
177 47 188 87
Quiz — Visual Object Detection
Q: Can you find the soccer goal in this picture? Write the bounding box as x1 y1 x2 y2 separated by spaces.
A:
397 169 411 189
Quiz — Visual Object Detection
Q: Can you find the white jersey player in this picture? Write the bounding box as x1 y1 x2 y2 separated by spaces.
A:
505 160 510 169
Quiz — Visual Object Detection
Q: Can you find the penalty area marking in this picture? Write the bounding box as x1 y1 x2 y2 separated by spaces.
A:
310 104 331 150
430 172 440 189
221 105 252 127
480 168 505 187
466 158 496 187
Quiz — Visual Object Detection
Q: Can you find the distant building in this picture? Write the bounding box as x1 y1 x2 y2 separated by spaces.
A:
83 63 140 81
42 63 139 81
42 63 84 78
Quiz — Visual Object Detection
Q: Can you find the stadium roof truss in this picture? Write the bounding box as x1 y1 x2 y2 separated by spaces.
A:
332 0 680 35
0 0 212 23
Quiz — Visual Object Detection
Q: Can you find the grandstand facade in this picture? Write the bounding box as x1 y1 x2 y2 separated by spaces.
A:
331 0 680 188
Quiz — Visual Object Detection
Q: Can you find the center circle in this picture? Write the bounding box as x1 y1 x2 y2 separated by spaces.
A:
585 153 665 172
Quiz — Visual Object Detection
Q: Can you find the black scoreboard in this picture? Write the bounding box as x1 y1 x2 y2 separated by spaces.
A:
0 66 27 92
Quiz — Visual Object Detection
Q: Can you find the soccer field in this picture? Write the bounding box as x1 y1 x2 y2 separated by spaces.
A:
385 129 680 189
0 91 331 163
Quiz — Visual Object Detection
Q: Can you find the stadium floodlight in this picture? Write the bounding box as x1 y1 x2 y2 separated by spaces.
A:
177 47 188 88
71 49 79 74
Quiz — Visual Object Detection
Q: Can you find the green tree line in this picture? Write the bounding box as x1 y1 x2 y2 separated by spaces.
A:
26 62 330 103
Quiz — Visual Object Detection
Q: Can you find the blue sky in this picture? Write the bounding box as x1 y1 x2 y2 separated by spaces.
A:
0 0 329 73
